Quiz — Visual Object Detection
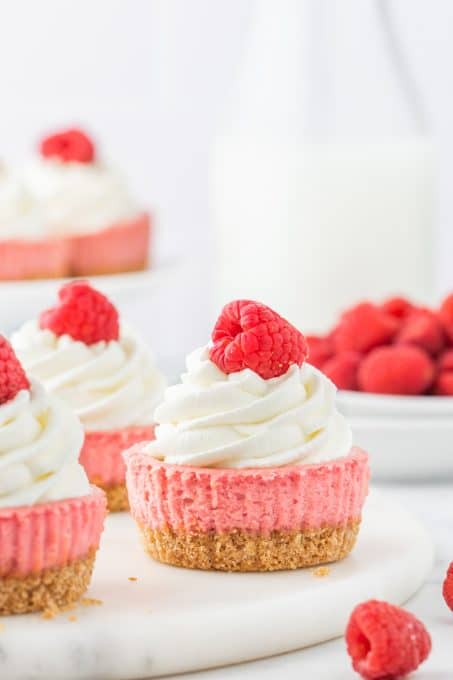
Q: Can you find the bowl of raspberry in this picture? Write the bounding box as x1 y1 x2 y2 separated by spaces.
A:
307 296 453 480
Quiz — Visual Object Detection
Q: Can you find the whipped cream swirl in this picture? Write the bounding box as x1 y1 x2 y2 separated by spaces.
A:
12 322 166 432
23 158 139 235
0 381 89 508
0 169 44 239
146 346 352 468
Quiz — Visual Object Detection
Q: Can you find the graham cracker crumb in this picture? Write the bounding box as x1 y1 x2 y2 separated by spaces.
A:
68 615 78 622
92 480 128 512
0 551 96 616
139 522 361 572
0 623 5 632
81 597 103 607
41 608 57 620
128 577 138 582
314 566 330 578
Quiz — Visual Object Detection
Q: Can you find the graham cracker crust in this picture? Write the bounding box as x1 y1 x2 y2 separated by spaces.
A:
92 481 129 512
140 522 361 572
0 551 96 615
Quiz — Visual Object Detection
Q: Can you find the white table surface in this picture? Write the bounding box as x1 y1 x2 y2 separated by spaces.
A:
160 483 452 680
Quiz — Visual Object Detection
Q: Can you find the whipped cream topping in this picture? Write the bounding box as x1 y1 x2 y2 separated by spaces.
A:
0 381 89 508
23 158 139 235
146 346 352 468
12 321 166 432
0 169 44 239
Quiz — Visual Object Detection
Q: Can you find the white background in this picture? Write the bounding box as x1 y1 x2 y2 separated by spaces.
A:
1 0 453 369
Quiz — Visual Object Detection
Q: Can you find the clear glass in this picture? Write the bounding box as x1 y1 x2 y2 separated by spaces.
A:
211 0 435 332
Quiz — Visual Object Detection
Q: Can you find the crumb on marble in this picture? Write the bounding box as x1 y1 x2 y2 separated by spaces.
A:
128 577 138 582
81 597 103 607
41 607 57 620
68 615 78 622
0 623 5 632
313 566 330 578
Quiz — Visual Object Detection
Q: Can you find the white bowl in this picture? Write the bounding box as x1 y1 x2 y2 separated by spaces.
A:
337 391 453 481
338 389 453 418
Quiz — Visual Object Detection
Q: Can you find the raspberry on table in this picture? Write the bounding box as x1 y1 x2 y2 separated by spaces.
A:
0 336 30 405
209 300 308 379
358 345 434 395
443 562 453 611
40 281 119 345
305 334 334 369
345 599 431 679
40 128 95 163
334 302 398 354
323 351 361 390
396 308 445 356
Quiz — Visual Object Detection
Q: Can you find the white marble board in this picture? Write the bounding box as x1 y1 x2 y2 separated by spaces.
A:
0 492 434 680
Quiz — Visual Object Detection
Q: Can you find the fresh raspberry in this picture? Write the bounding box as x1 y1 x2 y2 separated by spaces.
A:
0 336 30 405
381 296 414 320
346 600 431 680
433 371 453 396
396 308 445 356
334 303 398 354
40 281 119 345
306 335 334 369
439 294 453 344
323 351 361 390
209 300 308 379
443 562 453 610
40 128 95 163
358 345 434 395
438 349 453 373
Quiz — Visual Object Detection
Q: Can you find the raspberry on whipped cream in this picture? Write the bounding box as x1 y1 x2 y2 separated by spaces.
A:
25 141 139 236
210 300 308 379
40 280 119 345
40 128 95 164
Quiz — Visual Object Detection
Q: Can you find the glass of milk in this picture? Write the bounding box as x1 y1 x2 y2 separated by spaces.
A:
211 0 435 332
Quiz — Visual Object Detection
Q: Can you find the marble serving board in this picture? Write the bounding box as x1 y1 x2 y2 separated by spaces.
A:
0 492 433 680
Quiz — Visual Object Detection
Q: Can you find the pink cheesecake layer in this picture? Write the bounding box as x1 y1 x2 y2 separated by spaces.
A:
80 426 155 488
0 238 69 280
68 212 151 276
0 486 106 577
125 447 369 535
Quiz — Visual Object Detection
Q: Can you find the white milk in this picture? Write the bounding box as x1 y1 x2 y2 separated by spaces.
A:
212 136 435 332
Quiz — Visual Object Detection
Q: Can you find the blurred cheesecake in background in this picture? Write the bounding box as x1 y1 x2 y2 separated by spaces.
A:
0 128 151 280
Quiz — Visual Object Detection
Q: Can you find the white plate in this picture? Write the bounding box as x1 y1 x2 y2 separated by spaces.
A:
0 264 176 332
336 390 453 480
0 492 433 680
